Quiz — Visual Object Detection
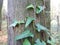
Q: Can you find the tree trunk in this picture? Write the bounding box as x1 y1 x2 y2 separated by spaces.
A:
0 0 3 31
7 0 15 45
7 0 50 45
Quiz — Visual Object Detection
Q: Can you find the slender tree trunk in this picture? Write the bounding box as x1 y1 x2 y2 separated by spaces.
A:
0 0 3 31
7 0 15 45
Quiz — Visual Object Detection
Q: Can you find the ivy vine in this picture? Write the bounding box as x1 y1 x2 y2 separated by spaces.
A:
10 3 56 45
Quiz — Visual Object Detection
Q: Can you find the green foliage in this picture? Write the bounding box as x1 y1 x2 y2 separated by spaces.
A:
34 39 46 45
36 6 45 14
47 37 56 45
35 23 50 36
10 2 54 45
25 17 35 28
15 29 34 40
9 20 25 27
18 20 25 24
23 39 31 45
9 20 18 27
26 4 34 9
35 23 48 32
26 4 45 14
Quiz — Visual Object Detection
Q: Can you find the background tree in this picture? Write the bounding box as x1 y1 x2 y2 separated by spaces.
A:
0 0 3 31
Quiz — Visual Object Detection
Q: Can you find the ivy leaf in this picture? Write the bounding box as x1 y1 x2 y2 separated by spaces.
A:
34 39 46 45
9 20 18 27
23 39 31 45
36 6 45 14
47 37 56 45
25 17 35 28
15 30 34 40
35 23 48 32
26 4 34 9
9 20 25 27
35 23 50 35
18 20 25 24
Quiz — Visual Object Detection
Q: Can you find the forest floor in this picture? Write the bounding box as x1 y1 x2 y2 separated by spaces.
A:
0 34 7 45
0 21 7 45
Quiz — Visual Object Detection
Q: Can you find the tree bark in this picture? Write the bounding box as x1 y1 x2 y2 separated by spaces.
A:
7 0 15 45
0 0 3 31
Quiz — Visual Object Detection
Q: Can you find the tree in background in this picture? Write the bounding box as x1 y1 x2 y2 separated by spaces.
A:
0 0 3 31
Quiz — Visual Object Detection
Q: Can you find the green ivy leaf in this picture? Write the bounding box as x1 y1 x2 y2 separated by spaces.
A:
9 20 25 27
35 23 50 35
36 6 45 14
34 39 46 45
35 23 48 32
18 20 25 24
26 4 34 9
47 37 56 45
9 20 18 27
15 30 34 40
23 39 31 45
25 17 35 28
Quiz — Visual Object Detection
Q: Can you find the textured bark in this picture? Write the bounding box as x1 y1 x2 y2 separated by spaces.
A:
0 0 3 31
7 0 15 45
